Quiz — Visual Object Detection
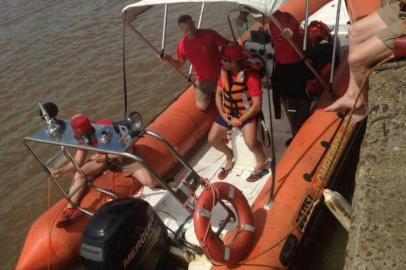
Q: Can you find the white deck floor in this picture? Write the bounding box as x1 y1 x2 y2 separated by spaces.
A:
135 89 292 252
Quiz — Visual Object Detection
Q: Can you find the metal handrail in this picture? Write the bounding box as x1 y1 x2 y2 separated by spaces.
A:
24 120 235 226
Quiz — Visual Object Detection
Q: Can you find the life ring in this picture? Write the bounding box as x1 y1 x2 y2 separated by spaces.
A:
193 182 255 266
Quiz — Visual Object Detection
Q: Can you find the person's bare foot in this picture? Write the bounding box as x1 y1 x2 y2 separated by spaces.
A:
325 92 368 123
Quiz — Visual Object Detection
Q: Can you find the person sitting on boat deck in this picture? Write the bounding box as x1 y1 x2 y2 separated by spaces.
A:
52 115 159 227
208 44 268 182
326 1 406 122
163 14 229 111
237 10 311 146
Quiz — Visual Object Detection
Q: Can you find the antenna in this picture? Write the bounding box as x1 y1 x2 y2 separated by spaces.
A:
38 102 52 124
38 102 61 135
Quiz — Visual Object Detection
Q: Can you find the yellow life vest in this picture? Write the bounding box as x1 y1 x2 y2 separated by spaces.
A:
221 69 253 118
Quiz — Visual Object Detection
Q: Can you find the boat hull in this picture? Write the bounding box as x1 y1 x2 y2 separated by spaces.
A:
17 0 383 268
212 0 382 269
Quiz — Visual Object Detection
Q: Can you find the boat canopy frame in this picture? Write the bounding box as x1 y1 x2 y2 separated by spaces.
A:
121 0 340 94
121 0 286 84
119 0 350 204
121 0 288 24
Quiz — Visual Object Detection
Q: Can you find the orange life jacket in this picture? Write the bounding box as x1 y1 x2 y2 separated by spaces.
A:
221 69 252 118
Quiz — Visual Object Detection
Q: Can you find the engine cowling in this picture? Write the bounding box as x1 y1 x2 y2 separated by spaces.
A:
80 198 169 270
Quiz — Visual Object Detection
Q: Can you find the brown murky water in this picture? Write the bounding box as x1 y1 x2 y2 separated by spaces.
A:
0 1 347 269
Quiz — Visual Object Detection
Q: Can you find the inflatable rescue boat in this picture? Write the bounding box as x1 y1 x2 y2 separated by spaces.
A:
17 0 382 269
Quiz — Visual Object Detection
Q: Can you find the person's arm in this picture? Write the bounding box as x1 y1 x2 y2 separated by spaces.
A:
237 21 265 45
160 40 186 69
162 54 185 69
215 82 230 123
271 11 299 41
53 149 87 179
90 152 125 163
237 95 262 123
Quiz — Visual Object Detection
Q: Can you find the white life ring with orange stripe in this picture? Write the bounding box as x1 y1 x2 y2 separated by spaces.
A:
193 182 255 266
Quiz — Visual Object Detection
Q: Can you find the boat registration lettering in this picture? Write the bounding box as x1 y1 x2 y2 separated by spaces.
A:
315 124 354 184
296 195 313 232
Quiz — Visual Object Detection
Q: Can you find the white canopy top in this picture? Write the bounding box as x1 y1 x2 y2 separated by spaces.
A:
122 0 288 24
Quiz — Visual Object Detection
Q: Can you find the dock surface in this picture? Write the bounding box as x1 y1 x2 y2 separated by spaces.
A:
344 63 406 269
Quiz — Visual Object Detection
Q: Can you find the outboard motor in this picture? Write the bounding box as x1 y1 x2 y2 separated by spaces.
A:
80 198 169 270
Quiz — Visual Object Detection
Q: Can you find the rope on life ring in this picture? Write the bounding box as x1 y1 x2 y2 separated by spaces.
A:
193 182 255 266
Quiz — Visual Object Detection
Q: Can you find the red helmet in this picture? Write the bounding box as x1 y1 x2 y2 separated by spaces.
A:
221 44 247 61
308 20 331 47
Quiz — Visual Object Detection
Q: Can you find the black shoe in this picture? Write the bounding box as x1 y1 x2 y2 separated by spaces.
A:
285 137 293 147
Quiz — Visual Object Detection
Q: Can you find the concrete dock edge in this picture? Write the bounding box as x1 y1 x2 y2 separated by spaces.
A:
344 63 406 269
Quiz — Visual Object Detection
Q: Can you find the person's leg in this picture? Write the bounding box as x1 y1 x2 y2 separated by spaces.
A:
283 97 311 136
350 36 392 89
240 121 266 171
281 96 310 137
195 80 216 111
280 96 294 136
338 11 387 121
67 160 106 208
349 12 388 52
132 167 159 188
326 36 392 122
208 120 234 170
345 3 402 116
195 91 210 111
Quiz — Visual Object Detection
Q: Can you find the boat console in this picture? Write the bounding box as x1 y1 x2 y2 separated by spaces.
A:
25 103 215 214
24 103 148 215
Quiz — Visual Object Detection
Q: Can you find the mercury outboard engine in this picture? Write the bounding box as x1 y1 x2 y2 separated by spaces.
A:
80 198 169 270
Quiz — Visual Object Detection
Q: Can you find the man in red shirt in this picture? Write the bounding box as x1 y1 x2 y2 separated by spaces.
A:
208 44 268 182
268 11 310 143
237 11 311 145
164 15 228 111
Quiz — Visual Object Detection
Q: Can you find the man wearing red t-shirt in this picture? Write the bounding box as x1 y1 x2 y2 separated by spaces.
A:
237 11 311 144
208 44 268 182
269 11 311 141
164 15 228 111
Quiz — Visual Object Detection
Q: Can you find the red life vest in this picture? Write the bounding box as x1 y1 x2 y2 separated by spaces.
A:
306 63 331 97
220 69 252 118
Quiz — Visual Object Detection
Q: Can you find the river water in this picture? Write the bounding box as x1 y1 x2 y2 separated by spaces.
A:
0 1 347 269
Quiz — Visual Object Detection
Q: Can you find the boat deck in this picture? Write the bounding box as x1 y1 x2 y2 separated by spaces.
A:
131 0 352 241
136 89 291 247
